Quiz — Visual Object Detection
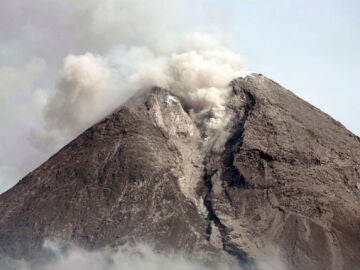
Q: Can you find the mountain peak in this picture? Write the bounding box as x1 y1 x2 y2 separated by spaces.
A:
1 75 360 270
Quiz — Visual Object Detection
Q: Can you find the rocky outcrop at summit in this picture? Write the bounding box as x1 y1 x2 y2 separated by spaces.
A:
0 74 359 270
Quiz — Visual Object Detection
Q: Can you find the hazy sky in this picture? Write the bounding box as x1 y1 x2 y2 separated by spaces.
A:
0 0 359 193
221 0 360 135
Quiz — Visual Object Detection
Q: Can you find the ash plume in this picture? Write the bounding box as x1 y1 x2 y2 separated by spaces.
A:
38 33 247 141
0 0 246 192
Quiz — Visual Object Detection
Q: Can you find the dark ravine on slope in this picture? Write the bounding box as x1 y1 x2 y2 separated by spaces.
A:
0 74 360 270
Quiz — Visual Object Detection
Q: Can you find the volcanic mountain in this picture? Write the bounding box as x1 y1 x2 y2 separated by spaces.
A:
0 74 359 270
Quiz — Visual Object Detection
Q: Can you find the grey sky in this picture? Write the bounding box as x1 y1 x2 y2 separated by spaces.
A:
0 0 359 193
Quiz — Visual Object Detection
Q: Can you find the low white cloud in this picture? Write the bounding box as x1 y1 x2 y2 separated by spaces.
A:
0 240 290 270
0 241 241 270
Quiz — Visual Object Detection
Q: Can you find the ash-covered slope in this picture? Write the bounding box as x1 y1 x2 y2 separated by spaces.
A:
0 74 360 270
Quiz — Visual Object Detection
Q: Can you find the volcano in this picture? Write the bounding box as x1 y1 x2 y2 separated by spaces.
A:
0 74 359 270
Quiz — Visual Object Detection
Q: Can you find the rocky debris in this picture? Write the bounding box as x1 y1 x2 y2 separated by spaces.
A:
0 74 359 270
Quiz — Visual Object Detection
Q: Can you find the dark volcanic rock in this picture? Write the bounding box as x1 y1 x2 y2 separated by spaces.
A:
0 74 359 270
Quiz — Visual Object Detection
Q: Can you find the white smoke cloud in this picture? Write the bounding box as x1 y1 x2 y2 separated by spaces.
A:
36 33 246 142
166 33 246 131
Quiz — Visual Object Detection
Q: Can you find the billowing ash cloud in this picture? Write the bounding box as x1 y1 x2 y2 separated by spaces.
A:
43 53 113 136
147 33 246 131
0 0 247 192
36 33 246 140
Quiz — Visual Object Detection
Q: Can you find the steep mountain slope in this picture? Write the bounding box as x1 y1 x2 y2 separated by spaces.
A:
0 74 359 270
205 75 360 270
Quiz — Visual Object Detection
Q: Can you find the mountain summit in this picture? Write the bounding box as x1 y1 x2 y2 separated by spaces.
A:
0 74 359 270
